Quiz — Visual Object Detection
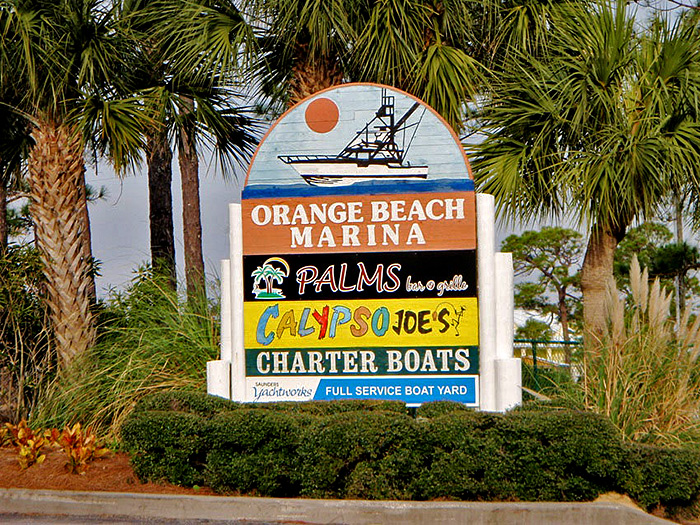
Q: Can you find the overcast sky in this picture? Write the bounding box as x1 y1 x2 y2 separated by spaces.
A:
86 157 243 296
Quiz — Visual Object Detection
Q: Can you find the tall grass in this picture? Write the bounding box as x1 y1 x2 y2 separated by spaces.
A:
33 268 219 439
0 245 54 423
582 257 700 446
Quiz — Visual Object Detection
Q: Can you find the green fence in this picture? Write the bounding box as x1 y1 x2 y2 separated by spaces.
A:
514 339 582 391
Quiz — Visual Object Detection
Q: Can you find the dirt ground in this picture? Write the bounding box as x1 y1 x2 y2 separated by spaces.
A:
0 446 216 495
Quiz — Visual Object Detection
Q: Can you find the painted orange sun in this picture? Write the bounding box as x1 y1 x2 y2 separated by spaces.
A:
304 97 339 133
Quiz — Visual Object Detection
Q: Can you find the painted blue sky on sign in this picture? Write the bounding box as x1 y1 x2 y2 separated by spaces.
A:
245 84 471 187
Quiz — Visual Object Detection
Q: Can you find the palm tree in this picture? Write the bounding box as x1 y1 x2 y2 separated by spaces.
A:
0 0 148 367
471 2 700 337
245 0 576 130
244 0 356 108
122 0 259 296
172 79 259 297
244 0 483 130
168 0 569 136
118 0 177 287
347 0 483 131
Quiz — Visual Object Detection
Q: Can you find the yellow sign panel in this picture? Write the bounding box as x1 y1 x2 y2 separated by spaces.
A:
245 298 478 349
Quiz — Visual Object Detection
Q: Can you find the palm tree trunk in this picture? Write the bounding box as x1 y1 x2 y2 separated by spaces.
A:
580 225 624 342
27 120 96 368
147 131 176 289
178 96 206 300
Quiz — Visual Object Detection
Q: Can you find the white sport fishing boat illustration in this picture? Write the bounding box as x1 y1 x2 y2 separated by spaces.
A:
279 89 428 186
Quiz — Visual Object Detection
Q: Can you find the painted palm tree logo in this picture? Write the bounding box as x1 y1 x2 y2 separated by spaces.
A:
251 257 290 299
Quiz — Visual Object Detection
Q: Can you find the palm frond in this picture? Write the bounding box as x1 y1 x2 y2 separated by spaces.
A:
77 93 152 174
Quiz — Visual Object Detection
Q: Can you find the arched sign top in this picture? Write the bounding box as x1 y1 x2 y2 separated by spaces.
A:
244 83 472 192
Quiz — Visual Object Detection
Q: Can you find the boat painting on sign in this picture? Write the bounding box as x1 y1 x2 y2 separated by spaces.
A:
278 89 429 186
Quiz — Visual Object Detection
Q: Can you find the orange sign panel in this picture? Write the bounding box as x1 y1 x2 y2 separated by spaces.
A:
243 191 476 255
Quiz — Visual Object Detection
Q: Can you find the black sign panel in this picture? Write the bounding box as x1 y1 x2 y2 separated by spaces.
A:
243 250 476 302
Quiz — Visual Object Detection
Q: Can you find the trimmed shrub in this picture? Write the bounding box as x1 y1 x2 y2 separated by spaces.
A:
131 391 406 418
241 399 407 416
132 390 238 418
416 411 506 501
204 409 311 496
495 410 624 501
120 411 210 486
417 409 623 502
120 389 700 518
620 444 700 517
298 411 425 499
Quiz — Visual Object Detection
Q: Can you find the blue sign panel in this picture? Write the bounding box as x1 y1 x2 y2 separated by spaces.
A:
314 376 478 406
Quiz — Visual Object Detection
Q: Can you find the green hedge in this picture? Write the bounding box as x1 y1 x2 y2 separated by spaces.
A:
415 400 471 418
121 411 211 486
298 411 425 499
416 411 505 500
131 389 405 417
241 398 406 416
205 409 312 495
494 410 623 501
620 443 700 515
413 409 622 502
120 391 700 518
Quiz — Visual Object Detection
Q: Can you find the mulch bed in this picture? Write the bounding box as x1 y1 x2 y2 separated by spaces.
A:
0 446 216 495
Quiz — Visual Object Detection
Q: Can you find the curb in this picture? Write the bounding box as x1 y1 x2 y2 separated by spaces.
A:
0 489 673 524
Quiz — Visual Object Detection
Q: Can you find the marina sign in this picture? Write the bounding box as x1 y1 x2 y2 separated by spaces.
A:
239 84 479 406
